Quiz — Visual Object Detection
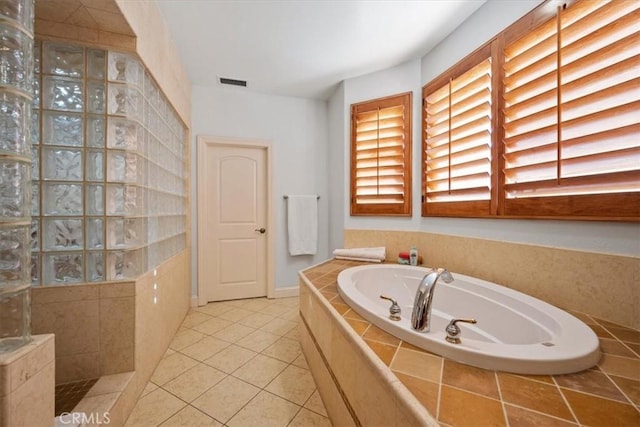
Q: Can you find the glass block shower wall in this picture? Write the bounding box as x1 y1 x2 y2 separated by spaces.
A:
0 0 34 351
31 40 187 285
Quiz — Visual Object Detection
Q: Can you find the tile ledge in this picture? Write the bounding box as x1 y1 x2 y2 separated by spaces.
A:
300 265 438 426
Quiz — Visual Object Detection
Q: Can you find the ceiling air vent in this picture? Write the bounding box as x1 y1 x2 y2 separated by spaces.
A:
219 77 247 87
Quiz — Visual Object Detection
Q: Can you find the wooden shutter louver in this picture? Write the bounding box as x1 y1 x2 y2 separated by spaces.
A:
351 92 412 216
423 53 494 217
502 0 640 218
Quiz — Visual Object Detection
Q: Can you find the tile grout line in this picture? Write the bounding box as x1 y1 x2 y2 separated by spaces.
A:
495 371 509 427
435 356 444 422
144 297 330 426
552 375 582 426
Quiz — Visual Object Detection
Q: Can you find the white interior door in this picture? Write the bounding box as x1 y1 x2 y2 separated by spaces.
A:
198 140 268 302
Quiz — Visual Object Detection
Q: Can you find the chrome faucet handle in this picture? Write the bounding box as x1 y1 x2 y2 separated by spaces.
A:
445 318 477 344
380 295 401 321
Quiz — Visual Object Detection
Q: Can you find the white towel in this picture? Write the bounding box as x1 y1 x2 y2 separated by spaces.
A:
287 195 318 256
332 247 386 262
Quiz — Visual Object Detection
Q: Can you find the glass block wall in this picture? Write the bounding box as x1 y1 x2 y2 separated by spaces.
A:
31 40 187 285
0 0 34 351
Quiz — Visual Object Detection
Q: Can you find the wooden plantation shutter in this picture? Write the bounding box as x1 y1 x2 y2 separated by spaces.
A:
422 45 494 217
502 0 640 219
350 92 412 216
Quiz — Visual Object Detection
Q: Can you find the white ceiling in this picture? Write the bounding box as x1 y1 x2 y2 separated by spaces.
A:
156 0 486 100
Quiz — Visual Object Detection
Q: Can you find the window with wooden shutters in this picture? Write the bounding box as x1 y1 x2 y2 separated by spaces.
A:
421 0 639 221
502 0 640 219
422 46 495 217
351 92 412 216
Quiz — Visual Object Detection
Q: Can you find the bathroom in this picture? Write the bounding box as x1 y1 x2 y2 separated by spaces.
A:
0 0 638 425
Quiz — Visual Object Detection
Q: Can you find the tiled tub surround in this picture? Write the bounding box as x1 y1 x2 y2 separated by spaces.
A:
344 229 639 330
300 259 640 427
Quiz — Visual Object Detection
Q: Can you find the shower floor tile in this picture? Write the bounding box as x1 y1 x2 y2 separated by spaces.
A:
55 378 99 416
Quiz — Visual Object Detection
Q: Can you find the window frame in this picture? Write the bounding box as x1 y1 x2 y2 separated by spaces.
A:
350 91 413 216
421 43 499 218
420 0 639 221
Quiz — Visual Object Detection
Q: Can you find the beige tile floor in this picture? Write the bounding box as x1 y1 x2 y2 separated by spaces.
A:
125 297 331 426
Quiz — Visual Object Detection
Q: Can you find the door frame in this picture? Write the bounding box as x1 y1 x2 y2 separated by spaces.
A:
196 135 275 306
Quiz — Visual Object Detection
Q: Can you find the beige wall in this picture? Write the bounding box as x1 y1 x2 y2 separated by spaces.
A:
115 0 191 125
344 229 639 330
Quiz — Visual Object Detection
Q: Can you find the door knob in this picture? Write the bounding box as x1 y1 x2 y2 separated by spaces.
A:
254 228 266 234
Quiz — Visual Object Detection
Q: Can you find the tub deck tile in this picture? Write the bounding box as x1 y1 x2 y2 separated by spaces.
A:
300 259 640 427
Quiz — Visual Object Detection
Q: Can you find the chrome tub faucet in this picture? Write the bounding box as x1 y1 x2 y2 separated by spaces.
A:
411 268 454 332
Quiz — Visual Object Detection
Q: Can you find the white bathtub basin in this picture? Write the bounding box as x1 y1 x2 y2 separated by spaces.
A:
337 264 600 375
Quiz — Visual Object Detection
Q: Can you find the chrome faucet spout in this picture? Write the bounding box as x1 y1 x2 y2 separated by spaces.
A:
411 268 454 332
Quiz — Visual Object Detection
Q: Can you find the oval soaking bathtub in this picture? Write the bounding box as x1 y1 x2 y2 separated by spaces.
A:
337 264 600 375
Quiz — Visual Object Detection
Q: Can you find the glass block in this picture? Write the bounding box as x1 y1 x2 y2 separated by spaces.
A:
31 254 39 285
31 109 39 145
0 25 33 93
0 160 30 219
43 218 83 251
32 75 39 107
107 151 125 182
108 52 142 86
86 218 103 249
106 218 124 248
148 163 156 191
42 183 82 216
107 217 143 249
86 184 103 215
43 252 83 284
31 146 38 180
87 115 105 147
133 154 145 183
42 147 82 181
0 225 29 287
33 39 40 73
30 219 38 251
86 150 103 181
87 49 106 80
106 184 124 215
43 111 83 146
0 91 31 156
0 287 31 352
43 76 83 112
145 74 160 111
107 250 142 280
108 83 142 119
108 151 139 183
147 216 157 243
31 183 38 216
43 41 83 78
86 251 104 282
1 0 34 33
87 81 105 114
107 117 138 150
124 185 143 216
